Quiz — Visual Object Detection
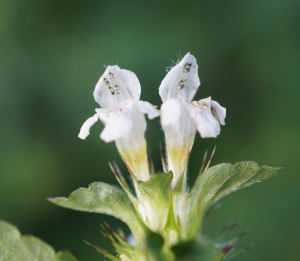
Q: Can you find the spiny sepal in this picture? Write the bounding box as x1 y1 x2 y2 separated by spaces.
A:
86 223 140 261
85 241 121 261
171 222 250 261
92 221 251 261
212 227 251 261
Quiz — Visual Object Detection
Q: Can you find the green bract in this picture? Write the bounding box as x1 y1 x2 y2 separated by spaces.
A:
0 220 77 261
49 161 282 261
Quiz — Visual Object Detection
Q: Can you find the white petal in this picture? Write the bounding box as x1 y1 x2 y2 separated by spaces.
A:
162 103 196 188
211 100 226 125
159 52 200 103
78 114 99 140
93 65 141 110
114 104 150 181
181 99 196 118
100 110 133 143
190 97 221 138
95 108 109 124
160 98 182 126
137 100 159 120
116 67 141 102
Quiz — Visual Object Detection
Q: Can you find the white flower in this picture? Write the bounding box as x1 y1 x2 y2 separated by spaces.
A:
79 65 159 182
159 53 226 188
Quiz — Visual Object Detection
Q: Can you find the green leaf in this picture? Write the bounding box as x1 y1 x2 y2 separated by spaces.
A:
238 165 282 188
48 182 145 246
136 173 173 232
211 162 283 204
188 162 282 236
162 190 176 232
139 172 172 204
211 162 259 204
160 190 180 259
0 220 77 261
188 163 233 236
173 171 185 194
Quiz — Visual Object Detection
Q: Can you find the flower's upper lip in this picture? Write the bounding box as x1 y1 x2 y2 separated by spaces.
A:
93 65 141 111
159 52 201 103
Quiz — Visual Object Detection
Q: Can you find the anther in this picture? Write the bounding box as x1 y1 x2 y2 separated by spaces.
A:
109 72 114 81
115 84 120 94
109 86 115 95
183 62 192 73
104 78 110 85
178 79 187 89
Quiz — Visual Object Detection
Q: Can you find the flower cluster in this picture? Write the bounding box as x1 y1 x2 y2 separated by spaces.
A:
78 53 226 186
74 53 229 260
49 52 281 261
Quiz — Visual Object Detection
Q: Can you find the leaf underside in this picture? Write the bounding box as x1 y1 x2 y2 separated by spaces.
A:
188 161 282 235
0 220 77 261
48 182 145 243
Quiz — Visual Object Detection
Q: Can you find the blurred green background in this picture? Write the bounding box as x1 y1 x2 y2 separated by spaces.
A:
1 0 299 260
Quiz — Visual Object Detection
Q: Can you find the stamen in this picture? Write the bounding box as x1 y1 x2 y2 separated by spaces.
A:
183 62 192 73
108 86 115 95
178 79 187 89
109 72 114 81
104 78 110 85
115 84 120 94
212 107 220 122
